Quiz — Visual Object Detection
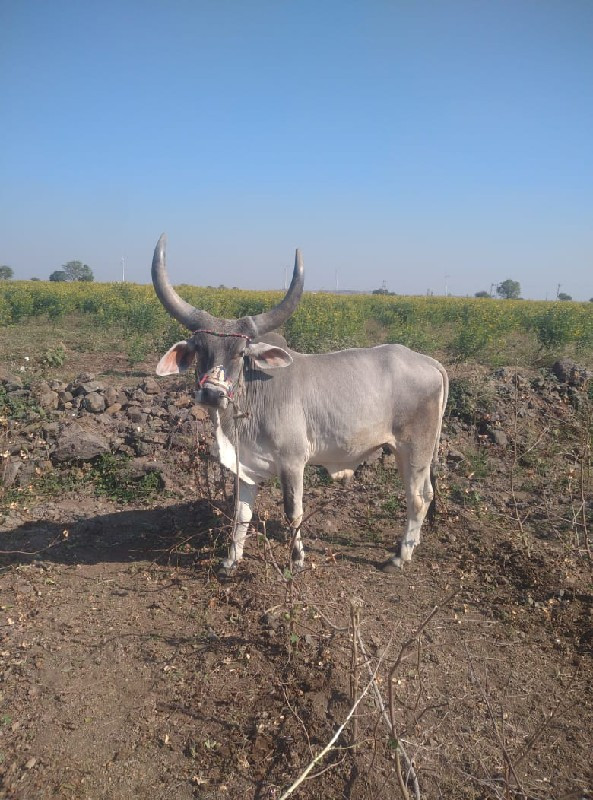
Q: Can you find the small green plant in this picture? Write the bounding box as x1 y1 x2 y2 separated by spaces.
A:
381 495 401 515
450 484 482 509
463 447 491 480
40 344 66 368
0 386 43 421
447 378 494 426
126 335 151 366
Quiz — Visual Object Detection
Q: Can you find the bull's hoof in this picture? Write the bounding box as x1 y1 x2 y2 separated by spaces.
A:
217 563 237 580
380 557 403 573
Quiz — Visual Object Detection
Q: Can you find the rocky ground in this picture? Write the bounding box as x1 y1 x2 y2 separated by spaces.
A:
0 357 592 799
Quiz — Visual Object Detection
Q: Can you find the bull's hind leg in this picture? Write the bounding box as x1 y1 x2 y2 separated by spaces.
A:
220 480 258 573
384 447 434 571
280 465 305 571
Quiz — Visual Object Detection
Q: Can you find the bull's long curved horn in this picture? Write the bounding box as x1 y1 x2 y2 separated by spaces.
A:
151 234 220 332
249 249 304 336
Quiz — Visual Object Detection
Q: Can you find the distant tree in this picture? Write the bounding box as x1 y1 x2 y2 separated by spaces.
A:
49 270 67 282
62 260 94 282
0 265 14 280
474 290 490 298
30 277 41 281
496 279 521 300
557 292 572 301
373 280 392 296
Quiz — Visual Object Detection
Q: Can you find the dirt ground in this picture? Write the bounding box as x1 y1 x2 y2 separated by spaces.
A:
1 354 592 800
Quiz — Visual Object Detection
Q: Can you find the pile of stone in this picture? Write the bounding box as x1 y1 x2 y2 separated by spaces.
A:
1 372 208 491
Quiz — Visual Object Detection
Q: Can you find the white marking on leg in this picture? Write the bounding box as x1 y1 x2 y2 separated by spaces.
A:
221 480 258 569
391 460 433 568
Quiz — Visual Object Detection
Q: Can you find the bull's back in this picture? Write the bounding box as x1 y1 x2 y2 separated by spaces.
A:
265 344 445 463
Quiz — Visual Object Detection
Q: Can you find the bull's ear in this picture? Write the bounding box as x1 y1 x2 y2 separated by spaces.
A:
245 341 292 369
156 340 196 376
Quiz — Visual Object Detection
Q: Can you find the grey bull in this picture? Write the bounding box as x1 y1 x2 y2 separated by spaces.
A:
152 235 448 573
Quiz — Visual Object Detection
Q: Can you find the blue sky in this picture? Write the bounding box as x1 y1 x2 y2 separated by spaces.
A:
1 0 592 299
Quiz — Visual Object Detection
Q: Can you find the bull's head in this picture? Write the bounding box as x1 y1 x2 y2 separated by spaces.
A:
152 235 304 409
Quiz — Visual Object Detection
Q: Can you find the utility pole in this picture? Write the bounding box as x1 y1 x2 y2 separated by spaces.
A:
121 257 126 282
445 275 450 297
335 269 339 292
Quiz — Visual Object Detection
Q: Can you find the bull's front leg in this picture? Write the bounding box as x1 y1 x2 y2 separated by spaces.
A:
280 465 305 571
220 480 258 574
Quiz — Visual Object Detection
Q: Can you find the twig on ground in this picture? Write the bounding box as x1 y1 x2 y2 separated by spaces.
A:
277 631 392 800
349 598 363 747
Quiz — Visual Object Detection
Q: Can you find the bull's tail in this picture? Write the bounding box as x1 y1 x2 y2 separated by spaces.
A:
428 464 438 526
428 363 449 526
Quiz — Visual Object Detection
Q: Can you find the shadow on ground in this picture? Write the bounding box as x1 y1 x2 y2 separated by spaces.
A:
0 501 224 569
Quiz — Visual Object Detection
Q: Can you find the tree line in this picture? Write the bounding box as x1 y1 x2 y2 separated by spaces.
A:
476 280 579 301
0 261 94 282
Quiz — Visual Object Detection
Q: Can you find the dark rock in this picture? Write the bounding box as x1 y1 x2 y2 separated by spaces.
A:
494 367 514 381
52 423 110 463
103 386 119 407
127 408 147 424
79 381 106 396
126 457 165 481
132 440 153 456
3 375 23 391
33 381 51 395
38 390 59 410
489 429 508 447
551 359 593 387
83 393 106 413
6 388 29 400
446 448 466 463
141 378 160 395
1 458 22 488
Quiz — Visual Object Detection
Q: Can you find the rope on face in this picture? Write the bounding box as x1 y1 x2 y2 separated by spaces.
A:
192 329 251 402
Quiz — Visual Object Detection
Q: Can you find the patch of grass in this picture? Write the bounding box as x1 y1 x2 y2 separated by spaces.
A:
40 344 66 369
463 447 492 480
447 377 495 426
0 386 44 421
450 483 483 510
1 467 80 506
126 335 152 366
90 454 163 503
381 495 401 515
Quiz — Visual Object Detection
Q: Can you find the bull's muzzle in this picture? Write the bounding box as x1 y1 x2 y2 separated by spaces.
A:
196 366 233 409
